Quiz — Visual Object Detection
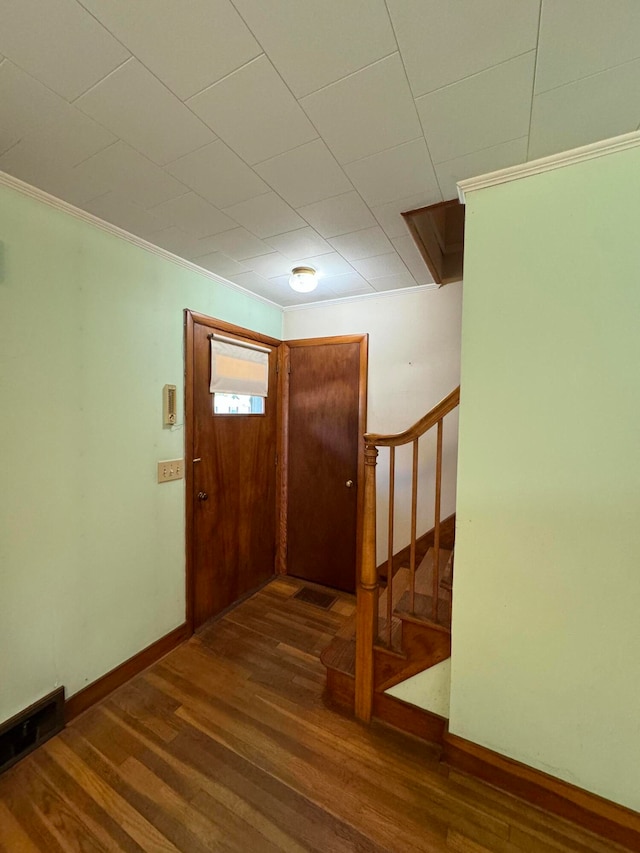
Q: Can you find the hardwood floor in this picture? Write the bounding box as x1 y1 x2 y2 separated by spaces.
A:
0 577 630 852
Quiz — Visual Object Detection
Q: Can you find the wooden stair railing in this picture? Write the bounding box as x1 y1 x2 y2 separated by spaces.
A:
355 386 460 723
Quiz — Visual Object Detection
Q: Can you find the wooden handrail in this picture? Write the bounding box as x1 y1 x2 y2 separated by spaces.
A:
355 386 460 723
364 386 460 447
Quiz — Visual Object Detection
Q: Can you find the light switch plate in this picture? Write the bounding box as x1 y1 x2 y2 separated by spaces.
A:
157 459 183 482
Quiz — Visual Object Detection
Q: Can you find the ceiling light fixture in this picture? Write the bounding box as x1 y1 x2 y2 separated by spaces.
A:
288 266 318 293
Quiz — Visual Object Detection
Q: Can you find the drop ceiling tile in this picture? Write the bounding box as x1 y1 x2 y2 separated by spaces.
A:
255 140 352 208
203 227 272 261
528 59 640 160
84 192 163 237
247 252 293 279
0 60 68 154
300 53 422 164
229 271 274 292
74 141 187 208
370 272 417 291
242 277 293 304
296 253 355 279
223 193 306 238
417 52 535 164
147 226 203 257
391 236 435 286
350 253 409 279
323 272 374 295
266 228 332 260
297 191 377 238
76 59 215 166
189 55 317 165
77 0 261 100
387 0 540 97
535 0 640 93
0 100 115 168
166 140 270 209
150 193 236 239
344 139 442 208
370 193 437 239
434 137 528 198
195 252 249 277
231 0 396 98
0 0 129 100
328 226 394 261
0 152 106 206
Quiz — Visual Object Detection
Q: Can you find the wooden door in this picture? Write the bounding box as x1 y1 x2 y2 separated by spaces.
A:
186 312 280 630
284 336 367 593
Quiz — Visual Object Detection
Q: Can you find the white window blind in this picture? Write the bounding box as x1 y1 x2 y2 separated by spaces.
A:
209 337 269 398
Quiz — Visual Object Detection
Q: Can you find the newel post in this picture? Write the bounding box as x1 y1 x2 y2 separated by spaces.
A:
355 441 378 722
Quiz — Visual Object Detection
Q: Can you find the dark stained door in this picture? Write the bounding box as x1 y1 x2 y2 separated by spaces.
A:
286 336 367 593
190 317 279 629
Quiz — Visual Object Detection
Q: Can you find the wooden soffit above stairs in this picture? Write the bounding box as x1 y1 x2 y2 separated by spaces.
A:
402 199 465 286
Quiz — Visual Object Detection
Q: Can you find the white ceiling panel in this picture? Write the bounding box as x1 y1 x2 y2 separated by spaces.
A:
0 0 129 100
350 252 409 280
392 235 435 286
535 0 640 93
84 192 163 237
297 192 378 238
202 227 272 261
147 226 203 257
0 60 68 154
298 253 355 279
417 53 535 164
76 59 215 166
266 228 333 260
0 101 115 168
434 137 528 199
229 271 274 292
195 252 249 277
529 59 640 160
323 272 374 295
74 141 187 208
150 193 236 239
345 139 441 207
77 0 261 100
0 150 106 206
387 0 541 97
223 193 306 238
328 226 394 261
231 0 396 98
300 53 422 165
370 193 437 239
370 272 417 291
248 252 294 279
189 55 317 165
166 141 270 209
255 140 352 208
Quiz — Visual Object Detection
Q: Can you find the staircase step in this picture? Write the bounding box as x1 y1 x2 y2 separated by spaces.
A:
394 591 451 632
440 550 454 591
415 547 452 598
374 616 405 655
319 635 355 677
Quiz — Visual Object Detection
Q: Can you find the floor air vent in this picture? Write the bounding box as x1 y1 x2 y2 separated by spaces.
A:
293 587 337 610
0 686 65 775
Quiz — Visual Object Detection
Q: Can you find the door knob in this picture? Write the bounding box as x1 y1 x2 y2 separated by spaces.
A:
197 491 208 501
345 480 353 488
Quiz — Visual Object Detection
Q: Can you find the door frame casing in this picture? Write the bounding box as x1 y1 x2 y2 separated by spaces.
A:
279 334 369 585
184 310 282 635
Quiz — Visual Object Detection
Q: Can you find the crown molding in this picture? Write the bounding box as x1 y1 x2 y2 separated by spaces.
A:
283 282 441 312
0 169 281 311
457 130 640 202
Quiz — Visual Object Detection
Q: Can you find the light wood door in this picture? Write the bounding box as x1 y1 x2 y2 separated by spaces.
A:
284 336 367 593
187 314 280 629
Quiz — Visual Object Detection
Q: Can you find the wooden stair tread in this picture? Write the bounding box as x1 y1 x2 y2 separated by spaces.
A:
374 616 404 655
415 547 452 597
394 591 452 632
440 550 454 591
319 635 355 677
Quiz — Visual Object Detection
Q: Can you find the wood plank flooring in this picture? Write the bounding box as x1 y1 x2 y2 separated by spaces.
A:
0 576 631 852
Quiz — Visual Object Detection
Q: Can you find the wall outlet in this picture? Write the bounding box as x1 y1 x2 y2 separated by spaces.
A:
157 459 183 483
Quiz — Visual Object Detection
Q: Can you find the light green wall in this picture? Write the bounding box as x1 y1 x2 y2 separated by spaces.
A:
0 182 281 723
450 146 640 810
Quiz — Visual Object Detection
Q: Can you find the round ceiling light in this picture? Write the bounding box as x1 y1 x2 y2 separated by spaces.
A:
288 266 318 293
